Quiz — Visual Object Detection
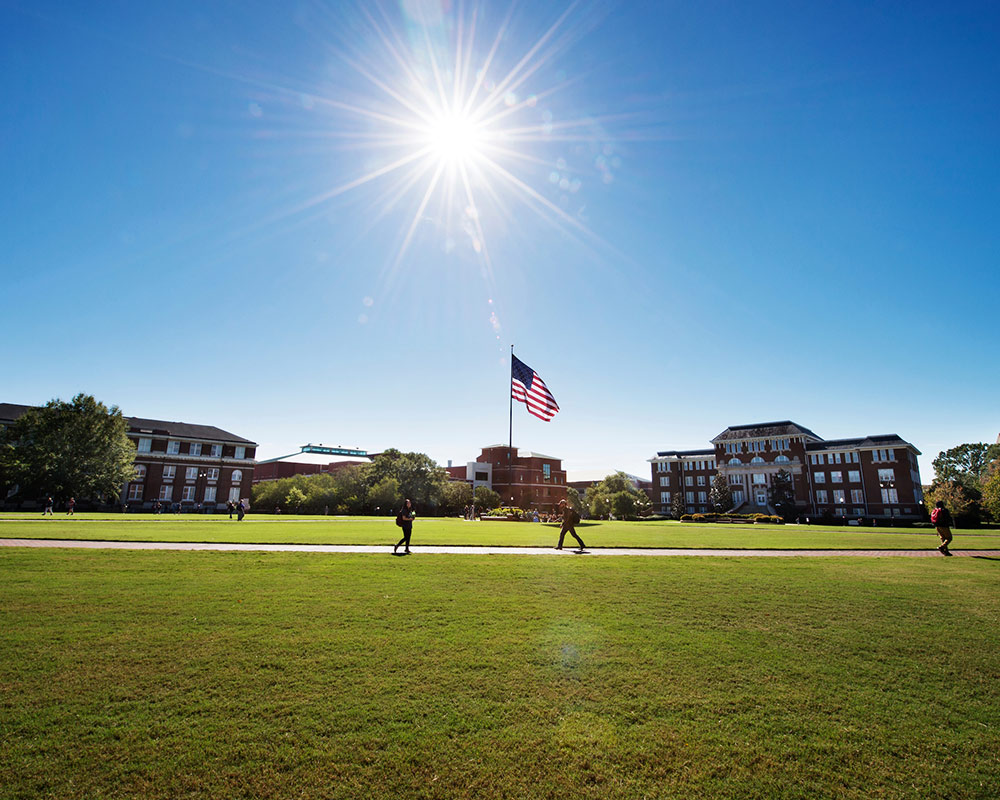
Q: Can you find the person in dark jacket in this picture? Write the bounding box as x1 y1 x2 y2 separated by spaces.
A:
555 499 586 553
932 500 953 556
394 499 416 555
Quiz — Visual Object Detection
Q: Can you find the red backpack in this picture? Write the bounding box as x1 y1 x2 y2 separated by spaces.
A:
930 508 942 525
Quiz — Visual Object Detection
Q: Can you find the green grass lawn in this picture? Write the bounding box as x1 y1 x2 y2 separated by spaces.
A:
1 548 998 799
2 513 999 550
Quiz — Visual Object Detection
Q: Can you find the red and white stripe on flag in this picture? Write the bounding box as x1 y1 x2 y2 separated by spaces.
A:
511 354 559 421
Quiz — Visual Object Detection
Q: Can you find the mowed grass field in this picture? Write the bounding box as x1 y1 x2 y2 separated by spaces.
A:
3 513 1000 550
1 547 999 799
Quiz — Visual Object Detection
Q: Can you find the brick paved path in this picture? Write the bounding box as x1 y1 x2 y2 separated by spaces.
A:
3 538 999 557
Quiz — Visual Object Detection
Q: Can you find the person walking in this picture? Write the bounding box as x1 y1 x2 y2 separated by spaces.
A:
930 500 954 556
555 499 586 553
67 497 75 515
227 500 235 519
43 497 54 516
236 499 246 522
393 499 416 555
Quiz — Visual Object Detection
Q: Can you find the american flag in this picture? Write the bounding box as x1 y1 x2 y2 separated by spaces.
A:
511 354 560 421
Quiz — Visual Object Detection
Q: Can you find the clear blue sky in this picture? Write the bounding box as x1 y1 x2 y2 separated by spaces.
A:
3 0 998 482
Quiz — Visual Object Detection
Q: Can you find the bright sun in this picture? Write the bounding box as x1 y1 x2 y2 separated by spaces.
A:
423 110 486 165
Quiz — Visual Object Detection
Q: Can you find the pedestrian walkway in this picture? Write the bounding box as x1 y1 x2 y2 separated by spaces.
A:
2 538 999 557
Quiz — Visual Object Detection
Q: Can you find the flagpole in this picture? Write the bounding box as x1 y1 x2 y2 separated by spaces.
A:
508 344 514 452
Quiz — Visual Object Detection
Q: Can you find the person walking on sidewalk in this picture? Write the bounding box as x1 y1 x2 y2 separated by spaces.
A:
394 499 416 555
931 500 954 556
556 499 586 553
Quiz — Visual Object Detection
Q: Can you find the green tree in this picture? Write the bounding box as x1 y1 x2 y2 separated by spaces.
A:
709 473 732 512
366 449 448 512
367 476 402 513
565 487 584 516
0 394 135 502
670 491 686 519
981 468 1000 523
473 485 501 511
924 481 978 527
932 443 1000 491
585 472 650 520
441 481 473 515
285 486 307 513
768 469 798 521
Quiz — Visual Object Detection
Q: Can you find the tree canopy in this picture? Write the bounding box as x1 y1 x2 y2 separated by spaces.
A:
768 469 797 521
709 473 733 512
932 443 1000 489
0 394 136 501
584 472 650 520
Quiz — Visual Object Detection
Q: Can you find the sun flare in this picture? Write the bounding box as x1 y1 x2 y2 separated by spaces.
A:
423 110 487 166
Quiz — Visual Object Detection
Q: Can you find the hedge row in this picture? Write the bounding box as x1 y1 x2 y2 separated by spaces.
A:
681 513 784 525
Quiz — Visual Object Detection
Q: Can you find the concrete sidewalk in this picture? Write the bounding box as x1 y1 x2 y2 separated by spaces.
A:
3 538 999 557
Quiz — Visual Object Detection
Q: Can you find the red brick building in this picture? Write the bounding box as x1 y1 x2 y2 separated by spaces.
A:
476 445 567 512
650 421 924 521
0 402 257 511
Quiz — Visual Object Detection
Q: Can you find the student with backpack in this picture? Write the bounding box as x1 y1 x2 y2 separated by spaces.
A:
930 501 953 556
556 499 586 553
393 499 416 555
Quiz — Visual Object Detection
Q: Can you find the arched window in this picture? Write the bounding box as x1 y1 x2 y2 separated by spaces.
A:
751 457 764 464
776 455 790 463
134 464 147 480
231 470 243 484
728 458 741 466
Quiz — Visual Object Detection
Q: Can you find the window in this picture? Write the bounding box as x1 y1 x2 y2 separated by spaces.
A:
697 476 705 486
851 489 864 504
831 452 842 464
656 462 666 473
228 487 241 502
881 487 899 503
204 486 217 503
231 470 243 484
831 471 842 483
812 454 825 465
210 444 222 457
543 464 551 480
698 492 707 503
878 469 894 483
685 476 693 487
137 438 152 453
847 452 859 463
206 468 219 481
732 490 745 505
167 440 180 455
729 474 742 485
854 508 865 516
134 464 147 480
235 446 245 460
186 467 198 482
162 466 176 481
816 490 828 504
752 473 766 485
775 455 790 463
848 471 861 483
475 471 488 482
159 485 173 501
833 489 845 504
814 472 825 483
659 477 669 487
685 492 694 503
182 486 196 502
189 443 202 456
127 484 143 501
751 457 764 464
874 449 895 462
660 492 670 504
728 458 741 466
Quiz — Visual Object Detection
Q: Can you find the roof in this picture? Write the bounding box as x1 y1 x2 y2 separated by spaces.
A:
806 435 919 455
1 403 255 445
257 451 371 466
0 403 32 423
651 449 715 459
711 421 822 443
480 445 561 461
125 417 256 445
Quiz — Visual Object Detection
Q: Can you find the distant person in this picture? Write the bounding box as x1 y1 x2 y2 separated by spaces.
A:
237 500 246 522
43 497 54 516
153 500 162 515
66 497 75 515
930 500 954 556
393 499 416 555
555 499 586 553
324 505 329 516
227 500 235 519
